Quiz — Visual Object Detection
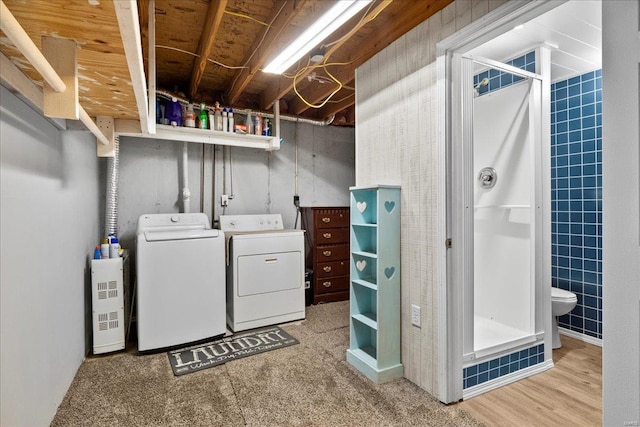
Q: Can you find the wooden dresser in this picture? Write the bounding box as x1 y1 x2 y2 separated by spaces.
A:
301 207 350 304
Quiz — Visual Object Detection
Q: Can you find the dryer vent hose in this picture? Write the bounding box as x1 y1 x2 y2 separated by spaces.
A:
105 135 119 237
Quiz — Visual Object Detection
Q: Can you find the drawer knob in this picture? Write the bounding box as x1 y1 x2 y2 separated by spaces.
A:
323 232 332 239
323 250 332 257
322 281 332 287
322 217 331 223
323 266 332 272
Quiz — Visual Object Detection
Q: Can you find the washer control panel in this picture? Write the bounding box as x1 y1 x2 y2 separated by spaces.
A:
219 214 283 232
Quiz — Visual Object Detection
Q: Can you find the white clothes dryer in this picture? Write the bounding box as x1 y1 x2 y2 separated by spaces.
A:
136 213 226 351
220 214 305 332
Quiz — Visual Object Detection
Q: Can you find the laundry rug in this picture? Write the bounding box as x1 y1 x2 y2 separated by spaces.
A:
167 326 299 376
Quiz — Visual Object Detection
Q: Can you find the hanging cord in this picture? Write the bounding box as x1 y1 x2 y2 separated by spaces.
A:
223 10 269 26
228 2 288 96
155 45 248 70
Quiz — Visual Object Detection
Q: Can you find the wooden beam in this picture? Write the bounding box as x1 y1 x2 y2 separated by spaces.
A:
289 0 453 115
0 52 44 111
0 0 66 93
42 36 79 120
260 0 393 111
227 0 308 105
79 107 110 146
114 0 149 134
189 0 228 99
96 116 116 157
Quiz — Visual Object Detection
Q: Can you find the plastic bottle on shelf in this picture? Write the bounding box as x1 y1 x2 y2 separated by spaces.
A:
184 103 196 128
166 97 182 127
263 118 271 136
254 115 262 136
101 238 109 259
109 237 120 258
198 102 208 129
94 245 102 260
246 113 253 135
222 108 228 132
228 108 234 133
214 102 223 131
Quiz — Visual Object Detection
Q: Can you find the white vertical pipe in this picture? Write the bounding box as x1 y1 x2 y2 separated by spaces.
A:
274 98 280 142
0 0 65 93
182 142 191 213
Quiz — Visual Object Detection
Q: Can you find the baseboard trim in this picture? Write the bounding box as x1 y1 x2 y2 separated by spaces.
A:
559 327 603 347
462 360 554 400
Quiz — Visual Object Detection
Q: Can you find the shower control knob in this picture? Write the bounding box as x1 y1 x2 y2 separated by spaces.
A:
478 167 497 189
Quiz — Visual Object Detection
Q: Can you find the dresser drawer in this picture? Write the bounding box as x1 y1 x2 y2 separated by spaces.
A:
315 276 349 294
316 260 349 278
314 209 349 229
314 244 349 262
314 227 349 245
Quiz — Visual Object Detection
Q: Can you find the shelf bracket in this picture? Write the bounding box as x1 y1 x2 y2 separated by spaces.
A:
42 36 78 120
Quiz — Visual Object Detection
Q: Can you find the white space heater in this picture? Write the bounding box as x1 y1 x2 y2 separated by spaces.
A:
91 257 125 354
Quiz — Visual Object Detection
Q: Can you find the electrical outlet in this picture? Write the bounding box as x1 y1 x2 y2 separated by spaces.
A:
411 304 421 327
220 195 229 207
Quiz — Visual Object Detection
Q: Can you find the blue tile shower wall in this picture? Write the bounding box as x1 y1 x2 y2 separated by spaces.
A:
463 345 545 389
473 51 535 96
551 70 603 339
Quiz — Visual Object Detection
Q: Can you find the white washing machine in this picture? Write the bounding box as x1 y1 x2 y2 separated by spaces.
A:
220 214 305 332
136 213 226 351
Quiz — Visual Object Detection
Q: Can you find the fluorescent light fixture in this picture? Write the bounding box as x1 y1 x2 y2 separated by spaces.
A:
263 0 372 74
513 24 525 30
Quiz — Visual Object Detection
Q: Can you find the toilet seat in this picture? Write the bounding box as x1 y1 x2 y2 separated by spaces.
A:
552 287 577 302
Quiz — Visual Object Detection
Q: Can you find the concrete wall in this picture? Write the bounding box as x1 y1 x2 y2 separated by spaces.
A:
602 0 640 424
0 87 103 426
354 0 505 397
116 120 354 263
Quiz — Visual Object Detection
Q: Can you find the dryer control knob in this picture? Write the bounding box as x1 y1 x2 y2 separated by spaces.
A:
171 215 179 223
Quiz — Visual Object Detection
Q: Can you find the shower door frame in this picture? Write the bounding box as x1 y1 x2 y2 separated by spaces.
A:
459 54 542 360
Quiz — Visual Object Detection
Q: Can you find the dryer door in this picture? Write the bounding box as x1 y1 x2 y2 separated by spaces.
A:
237 251 302 296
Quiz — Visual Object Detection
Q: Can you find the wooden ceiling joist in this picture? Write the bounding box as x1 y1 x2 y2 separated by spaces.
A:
114 0 149 134
227 0 308 105
189 0 228 99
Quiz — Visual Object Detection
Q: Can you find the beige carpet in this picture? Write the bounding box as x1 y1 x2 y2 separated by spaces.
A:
52 301 483 426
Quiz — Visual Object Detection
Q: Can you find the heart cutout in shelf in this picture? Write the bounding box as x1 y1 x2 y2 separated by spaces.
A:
356 201 367 213
384 201 396 213
384 266 395 279
356 260 367 271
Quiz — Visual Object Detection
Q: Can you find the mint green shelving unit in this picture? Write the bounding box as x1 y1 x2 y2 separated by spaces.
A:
346 185 402 383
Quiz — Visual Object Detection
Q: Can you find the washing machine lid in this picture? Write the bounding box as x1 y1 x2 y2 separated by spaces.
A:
144 227 221 242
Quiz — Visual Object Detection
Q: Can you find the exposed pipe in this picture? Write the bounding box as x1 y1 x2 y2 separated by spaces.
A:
182 142 191 213
155 89 335 127
104 135 120 237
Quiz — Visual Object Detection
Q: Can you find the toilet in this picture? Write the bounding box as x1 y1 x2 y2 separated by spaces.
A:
551 287 578 349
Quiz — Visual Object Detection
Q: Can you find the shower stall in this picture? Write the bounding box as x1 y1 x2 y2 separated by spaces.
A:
451 49 552 397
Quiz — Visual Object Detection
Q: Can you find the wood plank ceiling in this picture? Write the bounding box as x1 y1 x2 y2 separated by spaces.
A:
1 0 452 128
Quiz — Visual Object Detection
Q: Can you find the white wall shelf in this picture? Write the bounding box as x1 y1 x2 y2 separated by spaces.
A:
118 123 280 151
347 185 403 384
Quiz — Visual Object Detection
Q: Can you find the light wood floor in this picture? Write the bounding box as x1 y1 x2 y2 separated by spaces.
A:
458 335 602 427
